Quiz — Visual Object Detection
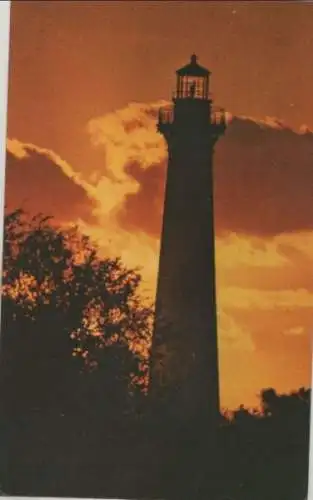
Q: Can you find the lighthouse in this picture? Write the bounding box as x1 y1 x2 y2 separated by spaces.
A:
150 55 226 432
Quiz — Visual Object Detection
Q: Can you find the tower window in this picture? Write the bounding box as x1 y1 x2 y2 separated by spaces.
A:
177 75 207 99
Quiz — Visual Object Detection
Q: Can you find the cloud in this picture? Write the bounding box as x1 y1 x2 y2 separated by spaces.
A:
218 310 255 352
5 139 98 225
77 216 160 295
220 287 313 311
87 103 313 238
214 116 313 236
117 160 166 236
215 233 288 269
87 101 167 179
284 326 306 336
87 102 168 237
7 109 313 310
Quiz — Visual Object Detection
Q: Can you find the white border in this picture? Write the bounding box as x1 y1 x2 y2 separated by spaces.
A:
0 0 9 284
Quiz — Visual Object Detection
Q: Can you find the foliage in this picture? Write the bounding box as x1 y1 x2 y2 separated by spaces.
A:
0 209 153 418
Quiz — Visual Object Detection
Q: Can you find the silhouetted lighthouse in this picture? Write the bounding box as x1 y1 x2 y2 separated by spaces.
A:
150 55 226 431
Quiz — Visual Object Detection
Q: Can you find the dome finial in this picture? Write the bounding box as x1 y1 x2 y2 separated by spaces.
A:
191 53 198 64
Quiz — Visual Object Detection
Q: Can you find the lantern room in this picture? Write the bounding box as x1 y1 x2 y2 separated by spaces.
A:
175 54 211 100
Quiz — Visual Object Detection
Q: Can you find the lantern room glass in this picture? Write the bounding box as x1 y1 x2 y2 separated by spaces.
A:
176 74 209 100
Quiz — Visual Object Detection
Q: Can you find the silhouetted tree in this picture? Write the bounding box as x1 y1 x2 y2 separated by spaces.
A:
260 386 310 421
0 209 152 421
216 388 311 500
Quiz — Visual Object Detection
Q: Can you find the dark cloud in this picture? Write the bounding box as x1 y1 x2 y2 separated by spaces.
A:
7 116 313 238
117 160 166 236
214 117 313 236
117 116 313 237
5 145 98 224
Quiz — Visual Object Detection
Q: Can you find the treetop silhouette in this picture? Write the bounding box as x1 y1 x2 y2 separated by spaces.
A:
0 209 153 418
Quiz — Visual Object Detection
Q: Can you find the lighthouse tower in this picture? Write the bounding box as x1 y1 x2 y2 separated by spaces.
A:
150 55 226 432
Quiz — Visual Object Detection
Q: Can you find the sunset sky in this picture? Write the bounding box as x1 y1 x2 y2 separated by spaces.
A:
5 1 313 409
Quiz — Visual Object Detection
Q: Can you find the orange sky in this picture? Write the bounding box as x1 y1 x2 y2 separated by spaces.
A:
5 1 313 409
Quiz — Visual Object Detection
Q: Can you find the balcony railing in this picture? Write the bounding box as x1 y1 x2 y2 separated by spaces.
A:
158 106 174 124
211 108 227 127
158 105 227 127
172 90 214 100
